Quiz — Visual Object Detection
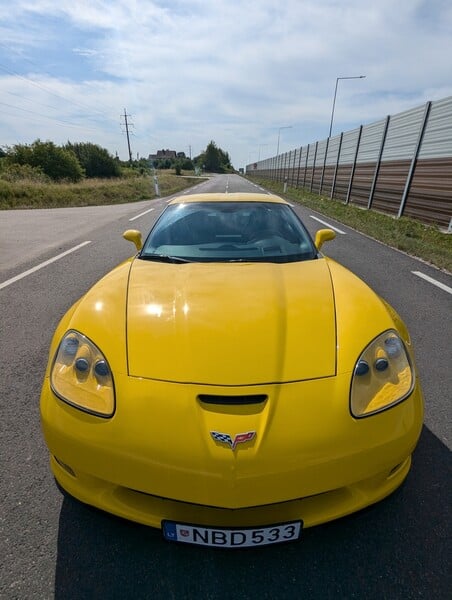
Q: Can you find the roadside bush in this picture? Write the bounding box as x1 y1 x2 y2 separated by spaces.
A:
65 142 121 178
0 179 14 203
0 163 51 183
6 140 84 182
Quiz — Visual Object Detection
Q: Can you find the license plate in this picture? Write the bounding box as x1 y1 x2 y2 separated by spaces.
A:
162 520 302 548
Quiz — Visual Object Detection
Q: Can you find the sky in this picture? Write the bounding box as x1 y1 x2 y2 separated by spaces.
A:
0 0 451 169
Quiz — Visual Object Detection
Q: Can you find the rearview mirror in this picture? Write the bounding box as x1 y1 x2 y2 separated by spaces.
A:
314 228 336 251
123 229 143 251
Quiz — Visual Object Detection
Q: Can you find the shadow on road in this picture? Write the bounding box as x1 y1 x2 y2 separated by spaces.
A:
54 426 450 600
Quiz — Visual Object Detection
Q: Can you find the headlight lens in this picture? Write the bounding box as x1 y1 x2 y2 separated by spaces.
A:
350 331 414 418
50 330 115 417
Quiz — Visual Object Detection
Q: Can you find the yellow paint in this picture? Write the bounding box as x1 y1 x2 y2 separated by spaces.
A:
40 193 424 531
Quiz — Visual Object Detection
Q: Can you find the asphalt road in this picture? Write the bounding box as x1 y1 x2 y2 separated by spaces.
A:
1 174 450 599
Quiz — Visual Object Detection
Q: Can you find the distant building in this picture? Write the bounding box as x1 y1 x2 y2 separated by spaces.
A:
148 149 177 160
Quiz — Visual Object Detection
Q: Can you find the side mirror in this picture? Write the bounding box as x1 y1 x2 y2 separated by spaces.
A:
314 228 336 251
123 229 143 252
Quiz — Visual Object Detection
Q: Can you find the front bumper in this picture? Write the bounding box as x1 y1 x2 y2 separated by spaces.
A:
41 372 423 529
50 454 412 529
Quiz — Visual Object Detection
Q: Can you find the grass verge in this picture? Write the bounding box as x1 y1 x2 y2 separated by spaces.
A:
249 178 452 273
0 172 202 210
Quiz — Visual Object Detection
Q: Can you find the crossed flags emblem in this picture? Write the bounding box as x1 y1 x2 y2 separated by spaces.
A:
210 431 256 450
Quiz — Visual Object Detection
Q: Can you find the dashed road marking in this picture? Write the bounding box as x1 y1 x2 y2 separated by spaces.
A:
309 216 346 234
129 207 155 221
0 241 92 291
412 271 452 295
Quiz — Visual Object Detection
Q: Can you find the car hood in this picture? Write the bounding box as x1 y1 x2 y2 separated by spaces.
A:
126 258 336 385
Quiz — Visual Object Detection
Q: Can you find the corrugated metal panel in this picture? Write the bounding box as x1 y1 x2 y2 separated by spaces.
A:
306 145 316 167
338 128 360 164
405 157 452 226
325 134 341 165
285 152 291 170
333 165 353 200
280 153 286 170
285 151 290 170
287 150 297 185
313 167 325 192
292 148 301 169
356 119 387 163
321 166 336 195
381 105 426 161
348 163 375 206
418 96 452 159
371 160 411 214
315 140 328 166
299 146 308 164
248 95 452 228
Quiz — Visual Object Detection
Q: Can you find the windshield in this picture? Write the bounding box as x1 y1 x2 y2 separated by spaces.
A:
140 201 317 263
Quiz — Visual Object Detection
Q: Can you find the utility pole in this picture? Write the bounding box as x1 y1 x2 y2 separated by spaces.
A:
121 108 133 163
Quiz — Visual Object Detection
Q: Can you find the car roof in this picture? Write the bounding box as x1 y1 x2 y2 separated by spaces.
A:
168 192 289 205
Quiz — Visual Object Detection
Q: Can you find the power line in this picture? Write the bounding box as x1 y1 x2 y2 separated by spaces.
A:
0 62 115 124
0 101 101 132
0 40 114 121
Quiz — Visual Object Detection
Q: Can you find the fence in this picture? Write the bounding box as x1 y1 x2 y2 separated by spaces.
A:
246 96 452 229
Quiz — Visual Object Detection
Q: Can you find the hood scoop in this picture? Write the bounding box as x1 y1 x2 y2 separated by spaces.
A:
198 394 267 405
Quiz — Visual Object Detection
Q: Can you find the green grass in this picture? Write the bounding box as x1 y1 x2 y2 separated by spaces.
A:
0 171 201 210
249 178 452 273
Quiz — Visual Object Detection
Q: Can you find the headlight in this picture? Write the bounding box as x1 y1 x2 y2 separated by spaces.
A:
50 330 115 417
350 331 414 418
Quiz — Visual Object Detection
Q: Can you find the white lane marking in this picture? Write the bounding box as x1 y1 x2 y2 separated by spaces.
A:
309 216 346 234
0 241 92 291
412 271 452 295
129 207 155 221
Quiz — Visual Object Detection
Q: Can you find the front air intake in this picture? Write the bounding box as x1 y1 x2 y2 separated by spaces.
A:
198 394 267 405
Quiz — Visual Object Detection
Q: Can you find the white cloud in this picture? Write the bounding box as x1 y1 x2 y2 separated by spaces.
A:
0 0 451 167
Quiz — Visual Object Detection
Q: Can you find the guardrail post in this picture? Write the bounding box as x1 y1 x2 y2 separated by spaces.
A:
397 101 432 218
287 150 292 185
291 149 297 186
310 142 318 192
303 144 310 188
330 133 343 199
368 115 390 209
345 125 363 205
296 147 303 188
319 138 330 195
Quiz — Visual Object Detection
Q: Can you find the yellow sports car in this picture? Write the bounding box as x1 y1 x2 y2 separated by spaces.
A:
40 193 423 548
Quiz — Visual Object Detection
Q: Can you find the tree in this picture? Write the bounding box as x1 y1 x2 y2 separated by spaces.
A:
65 142 121 178
6 140 84 182
194 141 233 173
204 141 221 172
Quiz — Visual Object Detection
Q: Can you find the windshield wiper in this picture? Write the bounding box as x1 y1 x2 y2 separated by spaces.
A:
140 253 193 264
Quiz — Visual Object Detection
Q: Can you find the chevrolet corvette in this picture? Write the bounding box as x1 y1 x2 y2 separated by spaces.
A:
40 193 423 548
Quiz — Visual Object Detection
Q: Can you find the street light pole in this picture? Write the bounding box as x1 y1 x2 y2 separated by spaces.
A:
277 125 293 156
328 75 365 138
